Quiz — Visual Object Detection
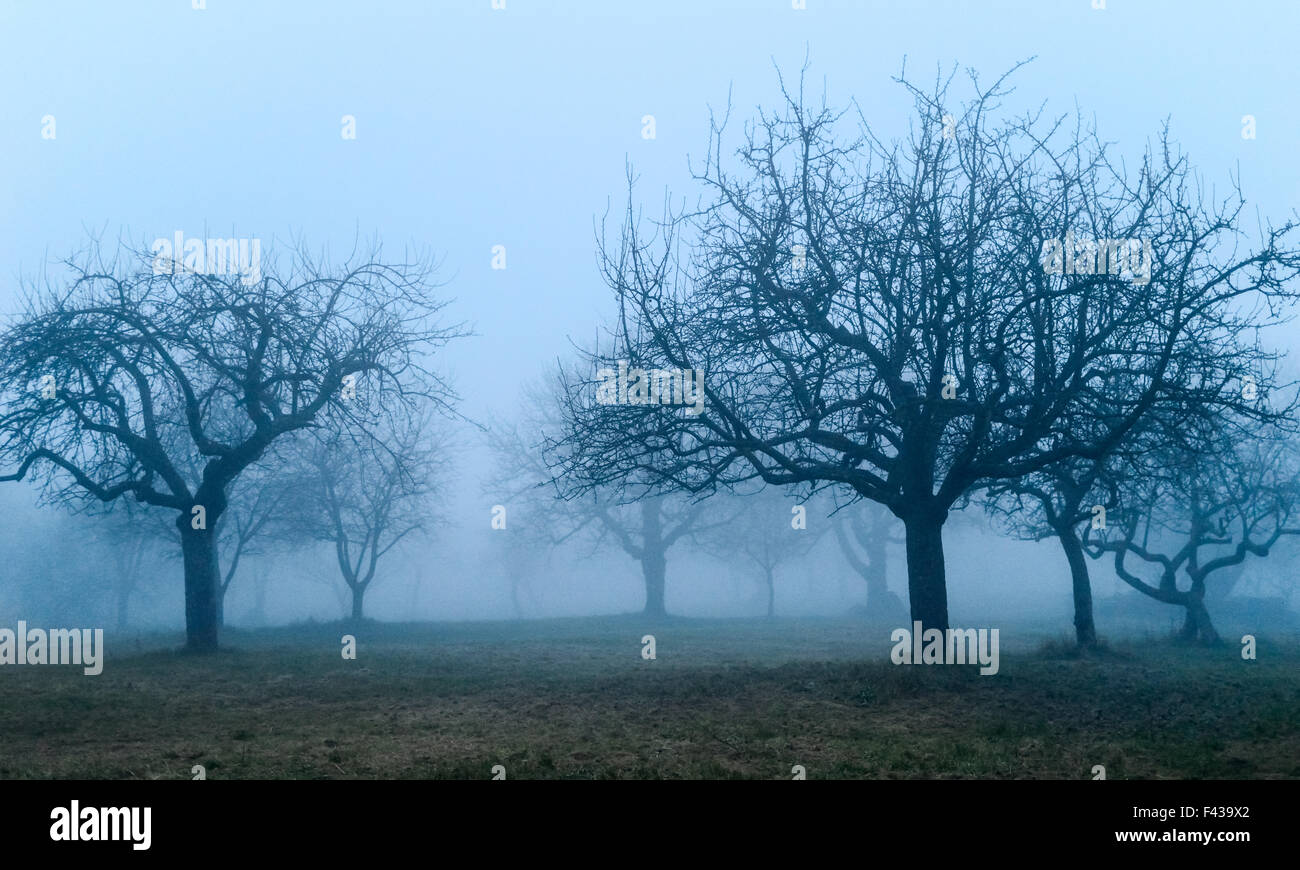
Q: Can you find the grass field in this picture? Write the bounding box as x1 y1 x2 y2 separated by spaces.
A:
1 616 1297 779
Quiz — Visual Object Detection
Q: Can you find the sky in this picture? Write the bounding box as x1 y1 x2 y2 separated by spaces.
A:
2 0 1298 625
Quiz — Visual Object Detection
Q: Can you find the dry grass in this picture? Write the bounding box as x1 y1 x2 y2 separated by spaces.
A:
0 616 1296 779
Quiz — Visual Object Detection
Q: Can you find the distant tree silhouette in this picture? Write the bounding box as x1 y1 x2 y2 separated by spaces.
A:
489 376 725 619
1085 423 1300 644
288 413 449 622
832 500 907 624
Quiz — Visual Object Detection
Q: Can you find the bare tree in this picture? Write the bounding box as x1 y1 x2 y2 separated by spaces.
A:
114 450 302 628
699 488 824 618
483 391 566 618
1084 425 1300 643
982 303 1295 649
982 456 1117 648
489 377 724 619
550 62 1300 635
490 525 546 619
831 499 908 624
291 413 448 622
0 238 460 650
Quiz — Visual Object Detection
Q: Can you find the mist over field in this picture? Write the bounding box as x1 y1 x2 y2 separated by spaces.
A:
1 1 1298 793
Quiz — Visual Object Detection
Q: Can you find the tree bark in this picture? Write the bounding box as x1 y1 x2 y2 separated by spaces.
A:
902 513 949 634
639 498 669 619
178 518 220 652
351 583 367 622
1057 525 1098 649
642 548 667 619
1180 593 1220 644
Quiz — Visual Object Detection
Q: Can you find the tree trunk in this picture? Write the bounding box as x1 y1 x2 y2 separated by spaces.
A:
835 513 907 623
178 519 220 653
1180 593 1220 644
764 566 775 618
642 548 667 619
902 513 949 634
863 534 906 624
1057 525 1098 649
351 584 367 622
639 498 669 619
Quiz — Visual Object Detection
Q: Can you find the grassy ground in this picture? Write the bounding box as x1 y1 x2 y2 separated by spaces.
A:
1 616 1297 779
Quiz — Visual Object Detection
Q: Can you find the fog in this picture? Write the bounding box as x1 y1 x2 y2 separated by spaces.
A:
2 0 1298 642
7 4 1300 809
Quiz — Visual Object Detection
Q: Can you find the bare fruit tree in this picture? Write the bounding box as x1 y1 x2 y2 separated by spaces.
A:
1084 424 1300 643
699 488 826 618
0 238 461 650
832 499 908 624
550 63 1300 635
490 375 723 619
289 412 450 622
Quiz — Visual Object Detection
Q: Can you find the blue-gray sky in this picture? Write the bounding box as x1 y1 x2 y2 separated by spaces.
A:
5 0 1298 419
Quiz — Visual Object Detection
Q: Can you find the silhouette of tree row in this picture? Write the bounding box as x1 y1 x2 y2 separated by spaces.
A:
547 63 1300 641
0 240 461 650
